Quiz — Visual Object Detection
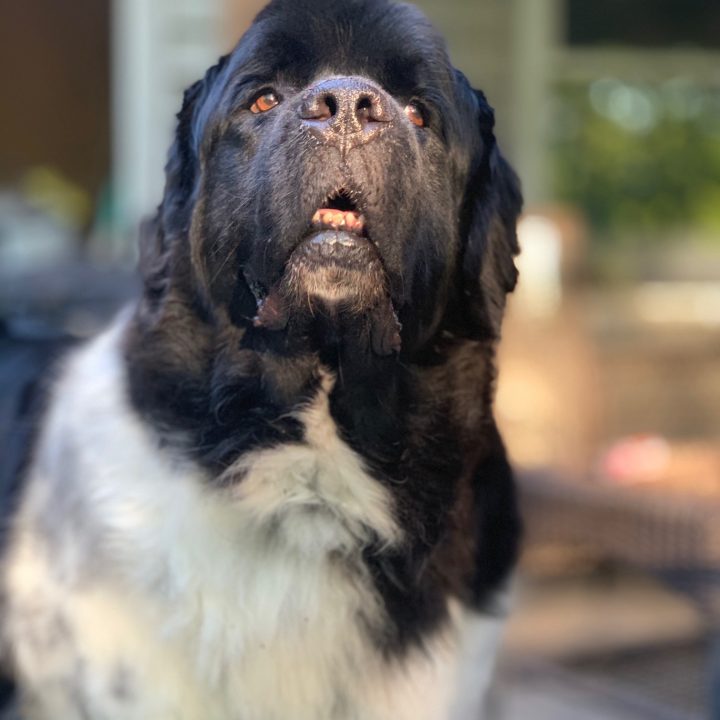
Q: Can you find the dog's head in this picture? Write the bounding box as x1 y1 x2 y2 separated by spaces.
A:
139 0 521 361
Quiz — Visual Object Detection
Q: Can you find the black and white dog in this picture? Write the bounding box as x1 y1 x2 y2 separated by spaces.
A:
1 0 522 717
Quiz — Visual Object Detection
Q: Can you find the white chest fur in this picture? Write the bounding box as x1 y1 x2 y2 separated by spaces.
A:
1 319 478 720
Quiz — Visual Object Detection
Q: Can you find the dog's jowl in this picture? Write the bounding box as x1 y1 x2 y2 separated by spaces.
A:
1 1 523 718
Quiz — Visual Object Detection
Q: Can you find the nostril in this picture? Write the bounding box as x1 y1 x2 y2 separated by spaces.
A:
301 94 336 122
311 96 333 121
324 95 338 117
355 94 386 125
356 96 371 124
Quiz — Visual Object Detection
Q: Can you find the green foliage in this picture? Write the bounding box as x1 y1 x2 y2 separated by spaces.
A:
552 81 720 244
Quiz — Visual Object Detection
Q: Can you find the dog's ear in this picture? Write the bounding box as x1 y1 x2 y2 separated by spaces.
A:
161 54 230 237
454 87 523 341
138 54 230 287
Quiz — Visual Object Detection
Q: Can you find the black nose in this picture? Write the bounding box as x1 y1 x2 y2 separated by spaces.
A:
299 76 394 152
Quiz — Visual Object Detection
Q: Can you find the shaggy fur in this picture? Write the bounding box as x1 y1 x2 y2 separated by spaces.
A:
1 0 522 717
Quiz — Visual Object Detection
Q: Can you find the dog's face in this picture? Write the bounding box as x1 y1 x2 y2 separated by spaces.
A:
146 0 521 360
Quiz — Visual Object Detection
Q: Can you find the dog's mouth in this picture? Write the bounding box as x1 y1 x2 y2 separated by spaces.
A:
252 188 400 354
310 189 367 238
281 187 383 285
296 189 375 265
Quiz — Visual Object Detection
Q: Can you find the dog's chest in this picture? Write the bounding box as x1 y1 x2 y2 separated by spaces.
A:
126 438 402 719
6 504 397 720
4 329 455 719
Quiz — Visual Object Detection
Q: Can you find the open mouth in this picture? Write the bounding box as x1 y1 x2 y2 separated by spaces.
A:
310 189 367 238
294 189 379 264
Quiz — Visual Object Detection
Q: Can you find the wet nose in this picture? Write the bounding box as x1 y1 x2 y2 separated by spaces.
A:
299 76 394 152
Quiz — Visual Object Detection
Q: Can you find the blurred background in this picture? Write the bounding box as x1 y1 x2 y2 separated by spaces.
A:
1 1 719 718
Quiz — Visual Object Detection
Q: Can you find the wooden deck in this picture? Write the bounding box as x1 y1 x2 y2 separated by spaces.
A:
490 660 701 720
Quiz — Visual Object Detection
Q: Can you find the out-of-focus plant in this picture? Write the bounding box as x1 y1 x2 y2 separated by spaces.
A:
552 79 720 244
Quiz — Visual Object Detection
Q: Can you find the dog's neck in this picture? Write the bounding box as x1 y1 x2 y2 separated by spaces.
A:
126 295 405 467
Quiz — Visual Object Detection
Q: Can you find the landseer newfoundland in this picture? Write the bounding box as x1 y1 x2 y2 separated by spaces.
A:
1 0 523 717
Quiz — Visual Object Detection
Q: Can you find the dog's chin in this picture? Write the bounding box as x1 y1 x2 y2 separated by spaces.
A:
253 230 402 355
286 231 386 307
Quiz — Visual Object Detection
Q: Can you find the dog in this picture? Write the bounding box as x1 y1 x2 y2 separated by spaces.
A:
1 0 522 717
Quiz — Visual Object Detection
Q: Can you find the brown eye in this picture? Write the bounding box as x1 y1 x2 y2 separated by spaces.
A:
250 92 279 114
404 102 425 128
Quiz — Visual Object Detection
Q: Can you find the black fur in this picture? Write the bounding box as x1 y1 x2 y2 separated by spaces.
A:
126 0 522 655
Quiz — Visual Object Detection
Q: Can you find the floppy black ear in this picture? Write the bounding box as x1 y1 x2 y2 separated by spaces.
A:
456 88 522 341
161 54 230 237
138 54 230 293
